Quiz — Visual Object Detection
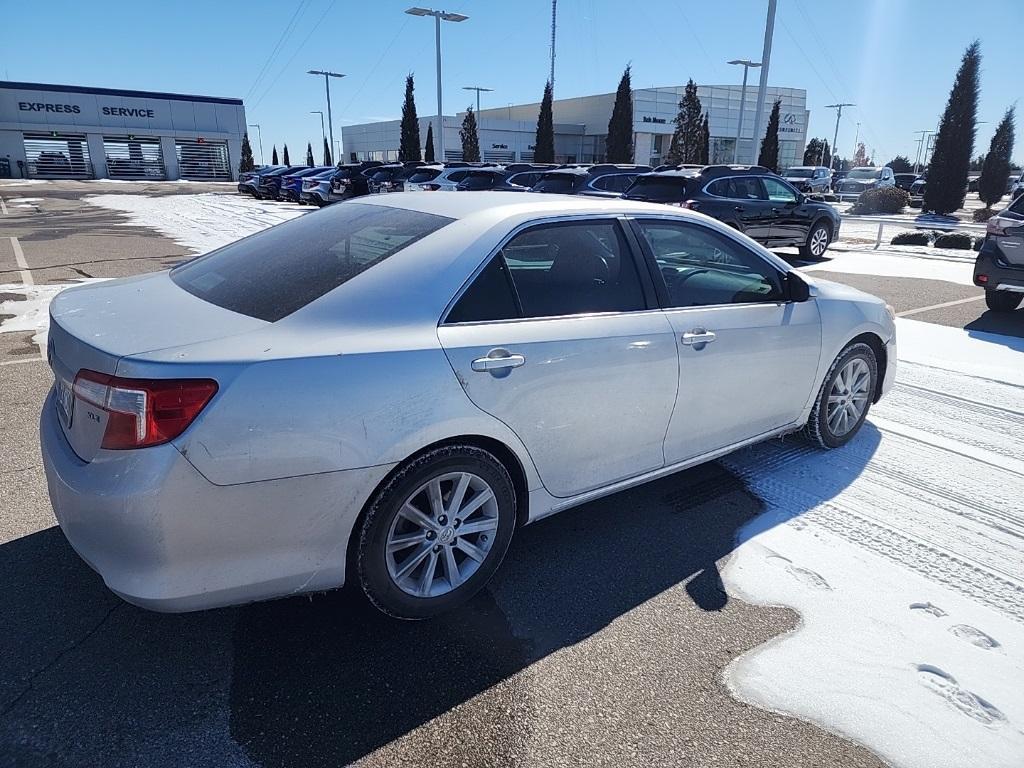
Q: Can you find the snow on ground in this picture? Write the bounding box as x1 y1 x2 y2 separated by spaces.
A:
804 246 976 286
721 320 1024 768
86 192 310 254
0 281 108 353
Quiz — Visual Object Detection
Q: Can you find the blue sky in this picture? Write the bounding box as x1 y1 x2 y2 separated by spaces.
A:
2 0 1021 165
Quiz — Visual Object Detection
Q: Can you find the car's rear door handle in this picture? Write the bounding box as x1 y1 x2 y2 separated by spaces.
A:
734 205 744 212
680 329 716 347
471 351 526 372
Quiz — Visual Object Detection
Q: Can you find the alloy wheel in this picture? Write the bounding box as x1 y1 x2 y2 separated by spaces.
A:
385 472 499 598
826 358 871 436
810 226 829 257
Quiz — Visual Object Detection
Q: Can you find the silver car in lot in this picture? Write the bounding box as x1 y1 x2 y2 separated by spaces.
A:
41 193 896 618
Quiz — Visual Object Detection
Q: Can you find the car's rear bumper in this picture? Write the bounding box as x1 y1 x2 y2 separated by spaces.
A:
300 189 328 205
974 243 1024 292
41 390 393 612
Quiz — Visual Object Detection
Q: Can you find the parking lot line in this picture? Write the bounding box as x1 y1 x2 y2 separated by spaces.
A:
10 236 33 286
0 196 7 215
0 357 46 366
897 295 985 317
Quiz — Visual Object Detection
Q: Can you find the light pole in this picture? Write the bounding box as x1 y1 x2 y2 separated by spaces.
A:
462 86 493 114
727 59 761 163
405 7 469 163
913 130 931 173
853 122 861 162
247 123 264 165
307 70 345 164
748 0 777 168
825 103 855 171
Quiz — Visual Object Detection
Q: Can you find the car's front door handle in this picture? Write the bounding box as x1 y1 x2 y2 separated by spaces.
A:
471 351 526 372
680 329 716 347
734 205 745 212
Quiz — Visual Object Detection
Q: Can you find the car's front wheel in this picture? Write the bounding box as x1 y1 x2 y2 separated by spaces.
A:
985 289 1022 312
357 445 516 619
800 220 832 259
804 342 877 449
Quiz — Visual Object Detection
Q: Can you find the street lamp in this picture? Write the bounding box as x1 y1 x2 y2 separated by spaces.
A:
406 7 469 162
462 85 493 114
247 123 264 165
310 110 325 159
727 59 761 163
825 103 855 171
307 70 345 164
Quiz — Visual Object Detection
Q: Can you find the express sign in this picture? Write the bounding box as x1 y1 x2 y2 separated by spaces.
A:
19 102 81 113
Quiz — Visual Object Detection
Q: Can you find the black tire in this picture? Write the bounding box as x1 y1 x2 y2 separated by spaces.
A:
803 342 878 449
985 289 1021 312
357 445 516 620
800 219 832 259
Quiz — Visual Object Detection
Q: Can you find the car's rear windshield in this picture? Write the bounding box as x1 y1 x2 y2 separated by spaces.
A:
532 174 579 193
408 168 441 183
625 176 689 202
170 204 453 322
786 168 813 178
848 169 881 179
460 172 500 189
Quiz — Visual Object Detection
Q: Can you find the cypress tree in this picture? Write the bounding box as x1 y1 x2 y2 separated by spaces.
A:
271 145 279 165
239 133 255 172
606 66 634 163
699 111 710 164
924 40 981 215
666 80 703 165
534 81 555 163
306 142 314 166
282 144 290 165
460 106 481 162
399 74 422 161
757 99 781 171
822 140 831 168
424 123 435 163
322 137 332 165
978 107 1015 210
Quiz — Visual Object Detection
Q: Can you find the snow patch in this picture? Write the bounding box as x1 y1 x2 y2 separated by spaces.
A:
803 247 975 286
7 197 42 203
0 281 109 352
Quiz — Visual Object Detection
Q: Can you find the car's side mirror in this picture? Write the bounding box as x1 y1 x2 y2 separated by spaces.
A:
787 272 816 302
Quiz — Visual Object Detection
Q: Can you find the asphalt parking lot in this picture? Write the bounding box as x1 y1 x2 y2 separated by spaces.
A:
0 182 1016 767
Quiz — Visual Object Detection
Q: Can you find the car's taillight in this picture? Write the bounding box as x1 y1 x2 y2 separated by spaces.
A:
72 370 218 450
421 183 441 191
682 200 699 210
987 216 1022 237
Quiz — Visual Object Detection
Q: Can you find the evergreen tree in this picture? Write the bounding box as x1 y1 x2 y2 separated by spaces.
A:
757 99 781 171
924 40 981 215
424 123 435 162
460 106 481 162
885 155 914 173
606 65 634 163
822 140 831 169
306 142 314 166
322 137 332 166
803 137 833 166
699 112 710 164
399 74 422 161
239 133 255 172
852 142 869 167
978 106 1015 209
969 154 987 171
534 81 555 163
282 144 290 165
271 145 279 165
665 79 703 165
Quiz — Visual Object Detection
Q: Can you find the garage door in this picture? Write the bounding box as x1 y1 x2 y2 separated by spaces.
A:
23 133 93 178
175 139 231 181
103 136 166 180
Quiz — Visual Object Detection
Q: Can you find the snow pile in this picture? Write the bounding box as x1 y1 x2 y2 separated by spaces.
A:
86 193 311 254
722 320 1024 768
0 281 109 352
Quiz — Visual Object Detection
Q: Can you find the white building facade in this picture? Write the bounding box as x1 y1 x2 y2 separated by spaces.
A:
342 84 808 170
0 81 247 181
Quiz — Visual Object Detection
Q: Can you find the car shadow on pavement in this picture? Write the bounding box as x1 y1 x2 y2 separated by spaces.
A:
964 309 1024 341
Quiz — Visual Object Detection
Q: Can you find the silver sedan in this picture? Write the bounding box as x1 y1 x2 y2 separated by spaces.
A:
41 192 896 618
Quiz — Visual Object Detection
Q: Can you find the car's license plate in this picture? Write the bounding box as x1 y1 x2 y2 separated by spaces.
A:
55 378 74 426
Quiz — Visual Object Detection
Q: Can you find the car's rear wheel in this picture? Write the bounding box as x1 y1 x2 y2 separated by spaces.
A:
357 445 516 619
985 289 1022 312
804 342 877 449
800 220 832 259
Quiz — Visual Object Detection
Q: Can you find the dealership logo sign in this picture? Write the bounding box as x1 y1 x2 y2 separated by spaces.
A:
19 102 81 114
642 116 666 124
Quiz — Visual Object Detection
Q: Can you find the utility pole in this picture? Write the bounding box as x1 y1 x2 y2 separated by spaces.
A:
307 70 345 164
748 0 777 167
825 103 855 170
462 86 493 114
247 123 264 165
406 7 469 164
727 59 761 163
913 130 930 173
853 122 861 160
310 111 325 149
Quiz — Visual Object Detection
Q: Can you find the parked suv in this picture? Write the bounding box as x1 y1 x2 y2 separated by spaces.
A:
237 165 283 196
531 164 653 196
326 162 384 203
973 193 1024 312
299 168 339 206
256 166 305 200
835 166 895 202
277 166 333 202
782 166 832 195
893 173 919 192
366 162 426 193
1011 171 1023 200
623 165 841 258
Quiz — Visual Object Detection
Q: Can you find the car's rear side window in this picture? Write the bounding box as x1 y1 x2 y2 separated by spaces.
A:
170 204 452 322
532 174 578 193
625 176 688 202
408 169 441 183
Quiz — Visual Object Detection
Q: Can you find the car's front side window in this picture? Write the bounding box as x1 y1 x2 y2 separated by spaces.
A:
635 219 786 308
763 177 798 203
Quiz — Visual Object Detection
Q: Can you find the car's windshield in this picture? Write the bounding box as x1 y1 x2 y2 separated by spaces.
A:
170 204 452 322
786 168 813 178
624 177 688 201
848 169 881 179
531 174 579 193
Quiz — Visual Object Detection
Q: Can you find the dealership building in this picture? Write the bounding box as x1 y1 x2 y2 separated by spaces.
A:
0 81 247 181
342 84 808 170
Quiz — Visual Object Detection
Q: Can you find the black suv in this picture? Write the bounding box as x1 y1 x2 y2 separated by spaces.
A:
623 165 841 258
973 193 1024 312
327 161 385 203
531 164 653 196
